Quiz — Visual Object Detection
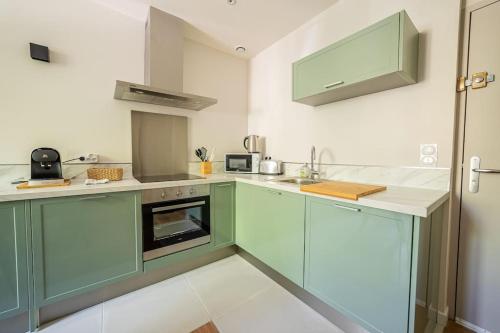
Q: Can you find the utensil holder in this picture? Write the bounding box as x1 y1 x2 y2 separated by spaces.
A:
200 162 212 175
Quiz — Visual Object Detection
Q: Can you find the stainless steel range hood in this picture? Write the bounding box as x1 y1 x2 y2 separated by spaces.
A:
114 7 217 111
114 80 216 111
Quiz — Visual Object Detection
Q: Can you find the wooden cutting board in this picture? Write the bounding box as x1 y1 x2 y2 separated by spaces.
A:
16 179 71 190
300 180 386 200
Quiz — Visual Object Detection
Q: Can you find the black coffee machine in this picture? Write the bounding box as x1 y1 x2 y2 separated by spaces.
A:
31 148 63 180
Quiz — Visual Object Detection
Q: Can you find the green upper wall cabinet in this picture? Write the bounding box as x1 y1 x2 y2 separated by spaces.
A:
305 197 415 333
235 182 305 286
0 201 29 320
30 192 143 307
211 182 235 249
293 10 419 106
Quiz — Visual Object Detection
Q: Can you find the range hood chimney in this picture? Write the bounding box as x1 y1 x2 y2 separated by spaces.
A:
114 7 217 111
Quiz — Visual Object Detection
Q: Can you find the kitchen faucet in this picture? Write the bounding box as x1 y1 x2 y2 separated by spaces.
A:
310 146 319 180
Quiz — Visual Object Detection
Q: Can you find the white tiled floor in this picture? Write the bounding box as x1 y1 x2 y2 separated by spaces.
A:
38 255 343 333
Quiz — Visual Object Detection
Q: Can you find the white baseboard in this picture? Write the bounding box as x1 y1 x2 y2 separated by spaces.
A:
455 317 492 333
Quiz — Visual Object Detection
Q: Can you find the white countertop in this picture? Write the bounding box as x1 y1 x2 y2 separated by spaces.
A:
0 174 449 217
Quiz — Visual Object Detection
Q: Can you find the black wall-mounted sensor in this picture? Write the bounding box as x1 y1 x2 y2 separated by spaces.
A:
29 43 50 62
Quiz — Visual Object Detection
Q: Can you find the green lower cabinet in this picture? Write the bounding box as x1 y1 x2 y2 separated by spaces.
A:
305 197 414 333
236 182 305 286
30 192 143 307
211 182 235 249
0 201 29 320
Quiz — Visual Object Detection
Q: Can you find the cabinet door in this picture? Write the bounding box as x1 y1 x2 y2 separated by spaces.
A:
0 201 29 320
305 197 413 333
211 182 235 249
293 13 400 101
31 192 142 306
293 11 418 105
236 183 305 286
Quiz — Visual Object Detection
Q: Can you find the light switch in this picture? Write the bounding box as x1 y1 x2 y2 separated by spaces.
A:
420 144 438 167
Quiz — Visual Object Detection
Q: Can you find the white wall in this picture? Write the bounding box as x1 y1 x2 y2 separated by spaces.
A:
248 0 461 168
184 39 248 161
0 0 247 164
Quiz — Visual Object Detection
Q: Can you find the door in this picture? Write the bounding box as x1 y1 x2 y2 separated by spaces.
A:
0 201 29 320
235 183 305 286
457 2 500 331
31 192 143 306
211 182 235 249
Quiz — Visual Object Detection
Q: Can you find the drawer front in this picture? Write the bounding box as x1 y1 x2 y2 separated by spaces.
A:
293 13 400 100
31 192 142 306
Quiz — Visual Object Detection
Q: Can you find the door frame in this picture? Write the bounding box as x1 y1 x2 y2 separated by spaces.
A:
449 0 500 321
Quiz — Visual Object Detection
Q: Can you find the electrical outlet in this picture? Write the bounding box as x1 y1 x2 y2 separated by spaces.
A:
85 153 99 163
419 144 438 167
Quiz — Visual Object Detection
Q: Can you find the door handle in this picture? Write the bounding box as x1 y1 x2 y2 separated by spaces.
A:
468 156 500 193
472 168 500 174
470 156 480 193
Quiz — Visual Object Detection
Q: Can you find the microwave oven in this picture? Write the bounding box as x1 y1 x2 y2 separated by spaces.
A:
225 153 260 173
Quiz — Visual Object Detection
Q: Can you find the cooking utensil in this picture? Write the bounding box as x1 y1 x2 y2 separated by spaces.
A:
200 147 208 161
195 147 209 161
195 149 203 161
208 148 215 162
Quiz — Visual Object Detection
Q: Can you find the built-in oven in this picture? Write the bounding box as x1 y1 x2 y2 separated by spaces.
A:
142 185 210 261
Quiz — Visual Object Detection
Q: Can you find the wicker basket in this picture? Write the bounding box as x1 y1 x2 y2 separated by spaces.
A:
87 168 123 181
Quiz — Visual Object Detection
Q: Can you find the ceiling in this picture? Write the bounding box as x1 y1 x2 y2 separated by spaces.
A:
91 0 338 57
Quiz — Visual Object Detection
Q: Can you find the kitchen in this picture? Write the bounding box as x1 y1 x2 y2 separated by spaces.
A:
1 1 498 333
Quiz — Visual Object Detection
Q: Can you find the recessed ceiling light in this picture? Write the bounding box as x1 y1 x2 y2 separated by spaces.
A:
235 46 246 53
227 0 237 5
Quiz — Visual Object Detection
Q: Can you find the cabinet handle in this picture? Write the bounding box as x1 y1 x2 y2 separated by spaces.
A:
267 189 282 195
334 204 360 212
79 195 109 201
216 183 233 187
324 81 344 89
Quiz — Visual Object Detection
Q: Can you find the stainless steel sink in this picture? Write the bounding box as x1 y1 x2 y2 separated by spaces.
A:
276 178 321 185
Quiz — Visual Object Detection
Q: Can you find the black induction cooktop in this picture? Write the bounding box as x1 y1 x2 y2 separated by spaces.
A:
135 174 205 183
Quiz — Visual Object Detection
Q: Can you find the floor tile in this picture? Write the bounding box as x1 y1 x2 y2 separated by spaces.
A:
186 255 274 318
102 275 210 333
214 285 343 333
38 304 102 333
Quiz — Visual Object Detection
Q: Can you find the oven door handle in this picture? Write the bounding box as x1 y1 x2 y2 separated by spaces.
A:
152 201 206 213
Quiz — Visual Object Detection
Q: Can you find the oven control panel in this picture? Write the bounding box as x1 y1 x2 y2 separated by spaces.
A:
142 184 210 204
